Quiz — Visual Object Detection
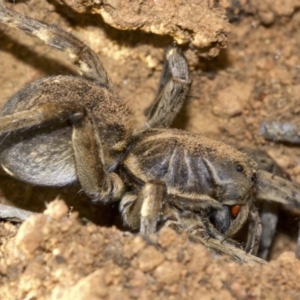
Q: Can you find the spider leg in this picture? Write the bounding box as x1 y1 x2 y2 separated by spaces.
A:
0 102 84 135
165 216 265 264
210 204 257 253
207 202 262 256
201 216 243 250
256 170 300 209
69 112 124 202
244 148 287 259
224 203 250 237
165 216 211 240
119 180 166 234
256 124 300 259
244 208 262 255
210 205 232 234
258 202 279 259
189 233 266 264
296 226 300 259
0 1 113 90
145 44 191 128
162 205 243 250
0 203 36 221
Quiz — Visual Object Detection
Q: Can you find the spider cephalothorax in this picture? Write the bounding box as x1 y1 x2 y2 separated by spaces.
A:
0 1 300 263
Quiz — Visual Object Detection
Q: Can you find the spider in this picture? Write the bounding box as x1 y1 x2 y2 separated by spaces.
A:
0 1 300 263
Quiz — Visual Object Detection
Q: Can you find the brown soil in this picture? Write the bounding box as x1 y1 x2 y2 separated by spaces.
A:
1 0 300 298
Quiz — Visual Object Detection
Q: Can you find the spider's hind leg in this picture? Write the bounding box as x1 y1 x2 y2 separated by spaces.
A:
145 44 191 128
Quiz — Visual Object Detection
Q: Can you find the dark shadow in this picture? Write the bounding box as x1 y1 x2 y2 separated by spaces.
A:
0 173 122 227
198 48 231 73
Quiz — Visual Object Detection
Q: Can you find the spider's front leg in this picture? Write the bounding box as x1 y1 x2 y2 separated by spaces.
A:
190 233 265 264
210 203 262 256
145 44 191 128
244 148 282 259
120 181 166 234
164 208 265 264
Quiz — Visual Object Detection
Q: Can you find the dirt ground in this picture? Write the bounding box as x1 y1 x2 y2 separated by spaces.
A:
1 0 300 299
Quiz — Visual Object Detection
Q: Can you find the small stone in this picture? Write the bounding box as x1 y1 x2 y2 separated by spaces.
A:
44 199 69 220
61 269 108 300
187 244 212 273
124 236 147 258
213 81 252 118
275 251 296 264
153 261 181 284
291 165 300 176
158 227 178 248
258 11 275 25
129 269 147 287
15 214 47 256
230 282 247 299
137 246 164 272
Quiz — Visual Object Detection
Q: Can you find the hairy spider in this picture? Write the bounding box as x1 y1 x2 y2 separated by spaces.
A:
0 1 300 263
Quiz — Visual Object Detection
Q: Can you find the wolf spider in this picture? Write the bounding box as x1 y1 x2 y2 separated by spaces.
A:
0 1 300 263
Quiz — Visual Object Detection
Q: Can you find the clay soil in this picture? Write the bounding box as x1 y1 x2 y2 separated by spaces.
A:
1 0 300 299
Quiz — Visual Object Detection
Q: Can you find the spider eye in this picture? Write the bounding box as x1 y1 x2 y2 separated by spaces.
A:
235 164 244 172
251 172 257 182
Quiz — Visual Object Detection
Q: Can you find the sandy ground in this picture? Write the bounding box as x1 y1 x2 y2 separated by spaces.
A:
1 0 300 298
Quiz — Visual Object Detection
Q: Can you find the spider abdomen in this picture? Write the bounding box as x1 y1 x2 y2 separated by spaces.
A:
0 126 77 186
